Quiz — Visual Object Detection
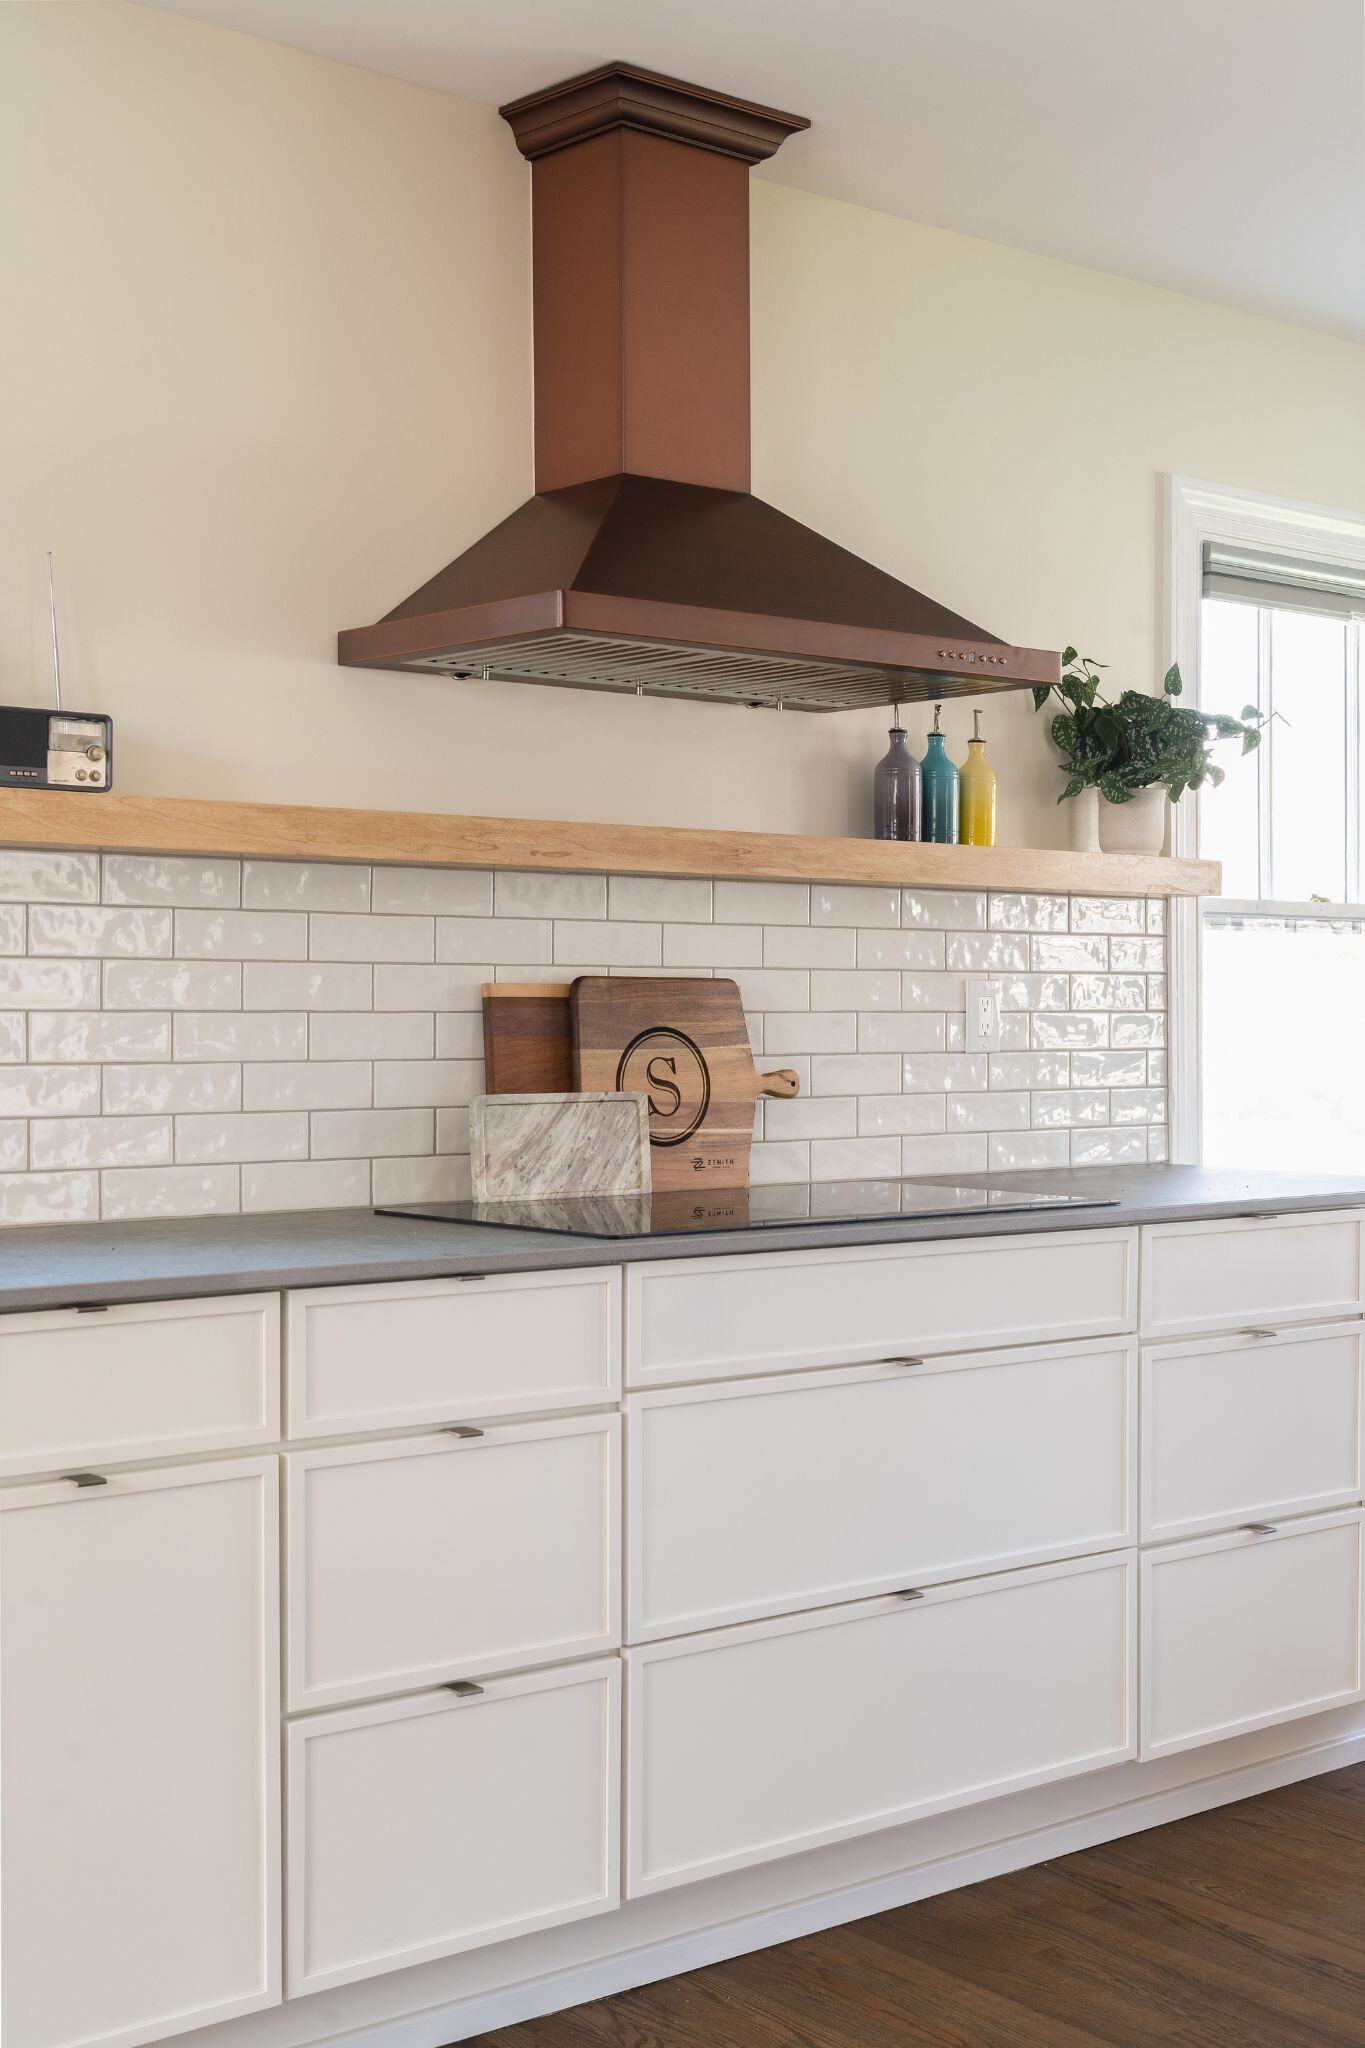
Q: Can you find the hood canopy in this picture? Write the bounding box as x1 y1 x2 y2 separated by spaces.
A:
338 63 1060 711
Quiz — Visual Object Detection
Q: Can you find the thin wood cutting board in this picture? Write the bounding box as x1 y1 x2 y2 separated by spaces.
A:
570 976 799 1190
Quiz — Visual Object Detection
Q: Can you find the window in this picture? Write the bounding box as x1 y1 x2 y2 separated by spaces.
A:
1196 552 1365 1169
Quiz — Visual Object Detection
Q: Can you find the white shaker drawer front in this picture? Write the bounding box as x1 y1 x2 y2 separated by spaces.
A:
628 1341 1135 1640
626 1553 1134 1895
1140 1210 1364 1339
1141 1323 1364 1542
1140 1510 1364 1760
285 1267 620 1437
0 1294 280 1478
625 1229 1136 1387
287 1660 620 1996
285 1415 619 1709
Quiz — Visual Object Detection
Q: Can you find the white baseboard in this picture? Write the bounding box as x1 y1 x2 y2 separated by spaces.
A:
335 1725 1365 2048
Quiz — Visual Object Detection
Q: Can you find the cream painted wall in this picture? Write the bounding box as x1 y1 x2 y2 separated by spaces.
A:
3 2 1363 847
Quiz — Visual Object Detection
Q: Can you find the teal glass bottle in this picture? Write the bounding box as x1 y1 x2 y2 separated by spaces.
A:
920 705 960 845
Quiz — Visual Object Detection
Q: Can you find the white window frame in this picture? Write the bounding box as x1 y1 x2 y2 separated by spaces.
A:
1163 475 1365 1162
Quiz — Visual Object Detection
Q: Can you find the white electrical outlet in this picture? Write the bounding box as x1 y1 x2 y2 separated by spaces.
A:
965 978 1003 1052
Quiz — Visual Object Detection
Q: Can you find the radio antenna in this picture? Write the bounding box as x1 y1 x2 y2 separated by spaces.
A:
46 552 62 712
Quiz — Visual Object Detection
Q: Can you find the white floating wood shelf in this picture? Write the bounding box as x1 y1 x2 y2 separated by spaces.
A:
0 792 1220 898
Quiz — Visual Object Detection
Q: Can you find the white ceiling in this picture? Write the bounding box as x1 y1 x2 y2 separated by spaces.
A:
142 0 1365 342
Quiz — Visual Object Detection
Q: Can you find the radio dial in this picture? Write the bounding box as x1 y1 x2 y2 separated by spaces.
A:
85 745 105 762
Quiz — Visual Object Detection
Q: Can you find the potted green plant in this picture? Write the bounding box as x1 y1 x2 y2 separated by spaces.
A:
1034 651 1266 854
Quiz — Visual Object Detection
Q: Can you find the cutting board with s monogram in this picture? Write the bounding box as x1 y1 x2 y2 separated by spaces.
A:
569 976 799 1190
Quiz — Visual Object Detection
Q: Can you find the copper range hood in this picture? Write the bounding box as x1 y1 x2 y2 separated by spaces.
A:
339 63 1061 711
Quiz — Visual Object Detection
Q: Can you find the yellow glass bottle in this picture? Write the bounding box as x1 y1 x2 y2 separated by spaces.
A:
960 709 998 846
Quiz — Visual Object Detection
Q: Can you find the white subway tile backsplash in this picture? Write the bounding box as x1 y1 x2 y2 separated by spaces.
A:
609 876 711 922
988 893 1068 932
174 1113 307 1164
371 867 490 916
244 962 372 1010
0 1066 100 1117
105 961 240 1010
311 912 431 963
309 1013 432 1061
713 880 808 924
495 871 606 919
373 1060 481 1108
1148 1127 1170 1161
28 1011 169 1062
30 906 172 958
30 1116 172 1169
0 843 1172 1226
763 927 857 969
438 917 550 964
244 860 372 912
103 856 241 908
0 1170 99 1224
900 1133 989 1174
374 964 484 1011
812 885 899 928
311 1108 434 1159
665 924 762 966
173 1012 306 1062
176 909 307 959
946 931 1030 974
0 851 98 903
855 930 946 971
903 890 986 930
554 921 661 966
243 1062 371 1112
103 1063 241 1116
1147 899 1167 933
241 1159 370 1213
0 959 100 1008
101 1165 239 1220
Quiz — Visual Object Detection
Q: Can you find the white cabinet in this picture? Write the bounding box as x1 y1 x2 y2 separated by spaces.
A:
626 1553 1135 1895
1140 1210 1364 1339
1140 1510 1365 1759
285 1416 620 1709
628 1342 1135 1639
625 1230 1137 1385
0 1295 279 1478
1141 1323 1364 1542
286 1661 620 1996
285 1268 619 1436
1 1459 280 2048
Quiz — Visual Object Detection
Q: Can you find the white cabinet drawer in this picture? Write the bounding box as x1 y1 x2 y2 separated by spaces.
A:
1140 1510 1364 1759
287 1660 620 1996
625 1229 1136 1387
1140 1210 1364 1339
284 1268 620 1437
285 1415 619 1709
0 1295 280 1478
628 1341 1135 1640
626 1553 1134 1895
1142 1323 1364 1542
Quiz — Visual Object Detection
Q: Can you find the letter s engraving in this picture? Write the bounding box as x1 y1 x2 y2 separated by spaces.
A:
645 1054 682 1119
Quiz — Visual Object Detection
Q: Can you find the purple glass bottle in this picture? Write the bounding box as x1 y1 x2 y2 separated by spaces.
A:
873 710 922 840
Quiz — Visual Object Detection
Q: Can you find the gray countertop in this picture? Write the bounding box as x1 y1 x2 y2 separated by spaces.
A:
2 1166 1365 1312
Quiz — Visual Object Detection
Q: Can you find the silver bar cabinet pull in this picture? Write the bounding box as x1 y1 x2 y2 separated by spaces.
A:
445 1680 484 1697
1241 1522 1279 1536
1239 1327 1278 1340
441 1425 484 1439
894 1588 925 1602
67 1472 108 1488
884 1356 925 1368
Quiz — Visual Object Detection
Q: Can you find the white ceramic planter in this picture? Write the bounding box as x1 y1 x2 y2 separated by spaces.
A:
1099 787 1167 855
1069 787 1103 853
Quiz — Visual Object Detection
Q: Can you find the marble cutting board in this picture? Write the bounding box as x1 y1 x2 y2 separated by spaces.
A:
469 1092 652 1201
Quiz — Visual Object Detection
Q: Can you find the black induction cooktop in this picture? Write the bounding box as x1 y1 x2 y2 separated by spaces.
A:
377 1179 1117 1241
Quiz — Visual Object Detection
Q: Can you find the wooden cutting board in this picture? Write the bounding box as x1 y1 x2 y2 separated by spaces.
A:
481 984 572 1095
570 976 799 1190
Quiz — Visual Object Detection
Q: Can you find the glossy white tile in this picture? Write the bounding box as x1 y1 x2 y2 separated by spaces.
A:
0 850 98 903
371 867 491 916
103 1063 241 1116
175 909 307 960
903 889 986 930
29 906 172 958
609 876 711 922
241 1158 370 1213
0 1066 100 1117
311 912 432 963
812 885 899 928
244 861 372 913
174 1113 307 1164
30 1116 171 1170
103 856 241 908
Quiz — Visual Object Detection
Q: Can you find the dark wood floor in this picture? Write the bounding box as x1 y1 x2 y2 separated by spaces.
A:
476 1765 1365 2047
